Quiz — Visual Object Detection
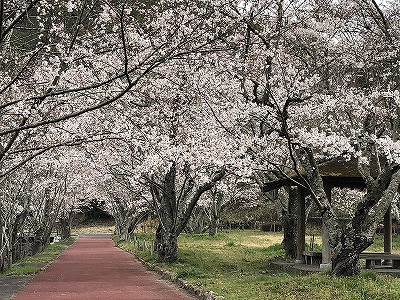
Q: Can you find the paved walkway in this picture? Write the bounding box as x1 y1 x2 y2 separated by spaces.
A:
14 237 196 300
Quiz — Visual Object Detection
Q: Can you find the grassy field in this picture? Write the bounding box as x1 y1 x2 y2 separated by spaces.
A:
118 230 400 300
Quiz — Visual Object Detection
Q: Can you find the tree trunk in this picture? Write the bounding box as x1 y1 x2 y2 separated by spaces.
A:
155 224 178 263
332 250 360 276
120 226 129 241
12 210 29 261
32 229 44 255
152 165 225 263
0 218 4 272
58 214 72 240
296 146 400 275
209 192 221 236
154 164 179 263
330 225 373 276
186 207 207 234
0 228 11 271
282 187 297 258
116 218 132 241
209 215 219 236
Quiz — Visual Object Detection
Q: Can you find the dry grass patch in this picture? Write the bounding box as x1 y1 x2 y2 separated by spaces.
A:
241 233 283 248
72 224 115 235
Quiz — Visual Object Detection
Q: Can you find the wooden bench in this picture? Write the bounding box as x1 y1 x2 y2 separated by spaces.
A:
303 251 322 265
360 252 400 269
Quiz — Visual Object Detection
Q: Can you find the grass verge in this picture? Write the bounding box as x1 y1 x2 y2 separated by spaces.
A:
118 230 400 300
2 237 75 276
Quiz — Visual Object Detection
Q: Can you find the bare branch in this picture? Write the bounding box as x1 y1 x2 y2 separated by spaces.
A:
0 0 40 44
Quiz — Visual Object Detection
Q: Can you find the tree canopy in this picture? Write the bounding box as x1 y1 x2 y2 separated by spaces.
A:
1 0 400 275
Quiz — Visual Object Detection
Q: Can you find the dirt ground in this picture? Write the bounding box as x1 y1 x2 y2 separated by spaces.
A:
0 275 32 299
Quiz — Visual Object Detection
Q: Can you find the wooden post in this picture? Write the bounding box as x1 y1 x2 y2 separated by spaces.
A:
321 181 332 269
383 206 392 265
150 240 154 256
384 206 392 254
296 187 306 264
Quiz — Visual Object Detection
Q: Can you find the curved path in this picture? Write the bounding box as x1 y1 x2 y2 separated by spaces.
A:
14 236 196 300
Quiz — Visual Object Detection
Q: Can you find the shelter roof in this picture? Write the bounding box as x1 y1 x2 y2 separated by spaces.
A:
263 157 384 192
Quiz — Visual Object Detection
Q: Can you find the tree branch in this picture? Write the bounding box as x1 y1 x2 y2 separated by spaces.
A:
0 0 40 44
177 168 226 234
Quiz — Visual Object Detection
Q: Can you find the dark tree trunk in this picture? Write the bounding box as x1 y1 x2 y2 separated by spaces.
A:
154 165 178 263
58 216 72 240
282 187 297 258
209 191 222 236
186 207 207 234
43 226 53 246
11 211 28 262
208 216 219 236
32 230 44 255
0 228 12 271
331 225 373 276
152 165 226 263
155 224 178 263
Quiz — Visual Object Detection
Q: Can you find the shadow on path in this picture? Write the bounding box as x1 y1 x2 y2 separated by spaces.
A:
14 236 196 300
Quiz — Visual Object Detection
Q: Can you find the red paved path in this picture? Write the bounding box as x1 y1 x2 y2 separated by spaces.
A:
14 237 196 300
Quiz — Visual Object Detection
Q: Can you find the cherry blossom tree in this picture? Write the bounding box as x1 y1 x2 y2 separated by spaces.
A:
1 0 242 178
2 0 400 277
83 44 265 261
1 0 250 265
0 171 33 271
236 0 400 275
0 160 70 270
101 176 150 241
285 0 400 275
196 175 260 236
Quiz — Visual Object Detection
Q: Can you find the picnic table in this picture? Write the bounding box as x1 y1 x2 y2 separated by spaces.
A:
303 251 322 265
359 252 400 269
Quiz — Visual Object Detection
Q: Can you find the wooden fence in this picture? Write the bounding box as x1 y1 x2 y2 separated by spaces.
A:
132 236 156 256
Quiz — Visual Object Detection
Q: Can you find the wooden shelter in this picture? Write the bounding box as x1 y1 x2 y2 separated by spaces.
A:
263 157 393 268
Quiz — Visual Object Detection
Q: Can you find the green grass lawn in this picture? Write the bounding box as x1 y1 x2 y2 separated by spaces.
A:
118 230 400 300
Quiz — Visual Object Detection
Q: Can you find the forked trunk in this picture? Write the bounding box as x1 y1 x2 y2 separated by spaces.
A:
152 166 225 263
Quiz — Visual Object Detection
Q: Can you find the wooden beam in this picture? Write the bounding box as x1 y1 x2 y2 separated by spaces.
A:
321 181 332 268
296 187 306 263
384 206 392 254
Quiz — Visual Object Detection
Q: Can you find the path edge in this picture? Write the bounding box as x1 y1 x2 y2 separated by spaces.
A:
117 244 224 300
6 236 78 299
